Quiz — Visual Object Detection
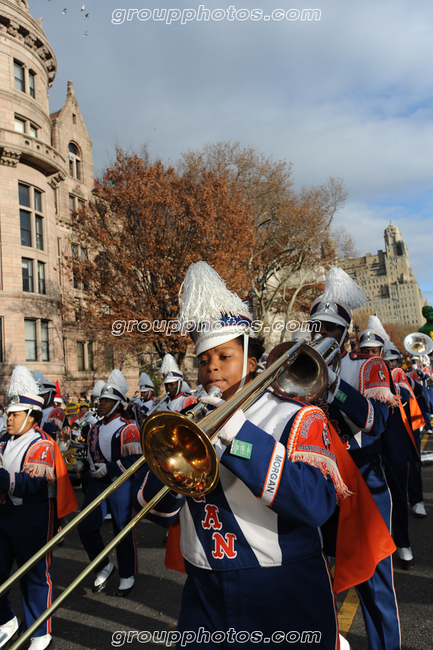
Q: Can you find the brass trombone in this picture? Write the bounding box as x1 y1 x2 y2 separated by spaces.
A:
4 335 340 650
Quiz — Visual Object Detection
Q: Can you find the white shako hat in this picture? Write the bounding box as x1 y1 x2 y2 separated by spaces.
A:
160 354 183 384
383 339 400 361
32 369 56 395
309 266 367 329
6 365 44 413
100 369 129 406
359 315 388 349
138 372 154 390
178 261 254 357
92 379 106 399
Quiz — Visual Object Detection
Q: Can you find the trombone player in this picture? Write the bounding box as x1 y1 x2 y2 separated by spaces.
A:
134 261 394 649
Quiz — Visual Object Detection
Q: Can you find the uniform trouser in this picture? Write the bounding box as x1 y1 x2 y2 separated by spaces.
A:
383 460 410 548
0 500 54 636
77 477 137 579
177 556 338 649
353 454 401 650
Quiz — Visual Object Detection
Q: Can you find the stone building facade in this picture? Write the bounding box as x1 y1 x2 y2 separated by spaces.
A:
340 223 425 329
0 0 139 402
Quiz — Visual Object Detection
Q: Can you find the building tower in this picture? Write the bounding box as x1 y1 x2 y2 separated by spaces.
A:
340 222 425 328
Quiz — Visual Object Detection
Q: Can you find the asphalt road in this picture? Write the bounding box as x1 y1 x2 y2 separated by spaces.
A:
6 434 433 650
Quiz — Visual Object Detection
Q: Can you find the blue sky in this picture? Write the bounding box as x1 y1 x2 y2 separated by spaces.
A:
35 0 433 305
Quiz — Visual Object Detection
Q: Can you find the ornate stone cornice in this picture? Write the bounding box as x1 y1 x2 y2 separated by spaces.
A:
0 1 57 86
48 171 66 189
0 146 21 167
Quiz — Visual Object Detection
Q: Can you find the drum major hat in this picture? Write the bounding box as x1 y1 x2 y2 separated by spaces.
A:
160 354 183 384
100 369 129 405
138 372 154 390
179 261 254 357
359 315 388 349
6 365 44 413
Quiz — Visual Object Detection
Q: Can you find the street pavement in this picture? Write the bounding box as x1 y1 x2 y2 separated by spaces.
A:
6 434 433 649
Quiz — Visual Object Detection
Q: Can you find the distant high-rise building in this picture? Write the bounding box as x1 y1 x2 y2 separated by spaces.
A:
340 222 425 328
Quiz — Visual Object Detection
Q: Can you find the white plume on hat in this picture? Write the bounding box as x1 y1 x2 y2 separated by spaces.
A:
179 261 251 326
101 369 129 404
138 372 154 390
160 354 183 383
92 379 106 398
320 266 367 309
359 314 389 349
383 339 400 360
6 365 44 412
9 366 41 399
179 261 253 356
367 315 389 342
310 266 367 330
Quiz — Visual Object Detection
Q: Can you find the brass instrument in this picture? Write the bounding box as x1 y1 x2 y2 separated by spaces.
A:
5 335 339 649
404 332 433 357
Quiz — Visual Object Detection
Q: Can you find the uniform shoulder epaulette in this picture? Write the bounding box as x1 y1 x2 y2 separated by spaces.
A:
349 351 371 360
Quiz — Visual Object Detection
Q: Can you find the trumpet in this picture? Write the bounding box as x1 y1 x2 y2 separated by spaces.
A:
5 335 339 650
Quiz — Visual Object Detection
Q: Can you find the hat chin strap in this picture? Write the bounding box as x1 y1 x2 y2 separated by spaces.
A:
105 399 120 418
17 410 32 435
236 331 250 394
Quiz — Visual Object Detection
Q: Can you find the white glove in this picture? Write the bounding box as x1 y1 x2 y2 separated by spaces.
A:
218 410 246 446
327 368 338 386
93 463 108 479
199 394 225 408
74 461 85 473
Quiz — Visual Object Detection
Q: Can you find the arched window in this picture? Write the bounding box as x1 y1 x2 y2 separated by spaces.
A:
68 142 82 180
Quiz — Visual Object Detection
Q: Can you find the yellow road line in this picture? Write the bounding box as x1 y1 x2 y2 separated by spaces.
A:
338 588 359 636
421 431 429 451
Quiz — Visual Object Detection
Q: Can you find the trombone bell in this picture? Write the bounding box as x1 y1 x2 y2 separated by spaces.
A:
141 411 220 496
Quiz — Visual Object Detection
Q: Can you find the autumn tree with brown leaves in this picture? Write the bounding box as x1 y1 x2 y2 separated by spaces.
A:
69 149 254 364
179 142 349 342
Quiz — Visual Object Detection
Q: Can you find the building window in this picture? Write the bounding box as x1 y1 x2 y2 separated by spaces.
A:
37 261 46 294
14 116 26 133
69 195 76 217
20 210 32 247
68 143 82 180
88 342 94 371
14 115 38 137
14 60 25 92
18 183 44 251
77 341 94 371
104 346 114 371
77 342 85 371
24 319 37 361
53 188 58 215
22 258 33 292
57 238 62 285
41 320 50 361
29 70 36 98
35 216 44 250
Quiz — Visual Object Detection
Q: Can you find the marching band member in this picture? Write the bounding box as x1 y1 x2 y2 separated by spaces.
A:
309 270 401 650
131 372 154 425
32 371 67 440
134 262 394 649
159 354 197 413
77 370 141 597
405 361 430 517
0 366 77 650
382 340 422 568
